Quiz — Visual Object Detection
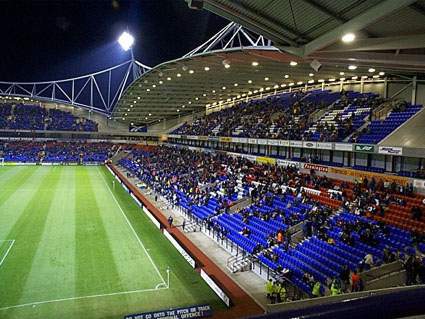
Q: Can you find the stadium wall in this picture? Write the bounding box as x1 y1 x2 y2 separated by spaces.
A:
263 286 425 318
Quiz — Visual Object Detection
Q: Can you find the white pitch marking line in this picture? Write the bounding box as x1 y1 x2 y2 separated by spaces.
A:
0 286 168 312
97 168 167 286
0 240 15 268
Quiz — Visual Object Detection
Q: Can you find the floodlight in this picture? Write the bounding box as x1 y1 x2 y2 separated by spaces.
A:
342 33 356 43
118 31 134 51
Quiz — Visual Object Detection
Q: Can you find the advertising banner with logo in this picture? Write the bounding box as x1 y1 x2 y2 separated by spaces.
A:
232 137 247 144
256 156 276 165
164 230 196 268
130 193 142 207
303 163 329 172
142 206 161 229
219 137 232 143
330 167 409 185
248 138 258 144
354 144 375 153
243 154 257 162
267 139 280 146
289 140 303 147
257 139 268 145
413 179 425 189
317 142 333 150
334 143 353 151
226 151 240 158
277 159 301 168
378 146 403 155
124 304 212 319
200 270 230 307
279 140 290 147
303 141 317 149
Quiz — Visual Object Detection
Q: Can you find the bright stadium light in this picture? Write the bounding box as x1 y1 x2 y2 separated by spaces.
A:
342 33 356 43
118 31 135 51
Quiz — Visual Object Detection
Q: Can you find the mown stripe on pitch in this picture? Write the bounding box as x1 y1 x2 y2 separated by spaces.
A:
15 166 77 306
74 167 125 299
0 167 62 308
0 166 38 206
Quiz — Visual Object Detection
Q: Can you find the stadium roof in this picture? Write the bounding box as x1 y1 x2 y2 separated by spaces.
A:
198 0 425 60
113 0 425 125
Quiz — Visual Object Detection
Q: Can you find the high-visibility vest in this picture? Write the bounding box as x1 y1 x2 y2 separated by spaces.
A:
312 282 321 296
331 284 341 296
265 281 273 294
279 286 287 299
272 283 280 294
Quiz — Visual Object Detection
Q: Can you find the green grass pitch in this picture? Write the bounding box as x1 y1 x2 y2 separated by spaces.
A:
0 166 224 319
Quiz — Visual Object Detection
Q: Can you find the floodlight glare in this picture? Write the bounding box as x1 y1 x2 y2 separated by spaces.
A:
342 33 356 43
118 31 135 51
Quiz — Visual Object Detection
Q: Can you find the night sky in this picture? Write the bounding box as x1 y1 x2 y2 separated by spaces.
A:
0 0 226 82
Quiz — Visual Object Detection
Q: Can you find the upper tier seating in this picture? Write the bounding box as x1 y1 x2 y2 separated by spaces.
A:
0 141 114 163
304 92 380 142
0 103 98 132
350 103 422 144
173 90 395 142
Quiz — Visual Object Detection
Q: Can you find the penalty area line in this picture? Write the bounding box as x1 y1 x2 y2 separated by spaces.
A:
0 240 15 268
97 168 167 286
0 285 169 312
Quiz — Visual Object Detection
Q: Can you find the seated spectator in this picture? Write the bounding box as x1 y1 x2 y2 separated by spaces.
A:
383 247 396 263
411 206 422 221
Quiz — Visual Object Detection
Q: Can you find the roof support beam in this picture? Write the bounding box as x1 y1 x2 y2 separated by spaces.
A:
300 0 346 23
203 0 303 47
409 2 425 16
317 34 425 52
303 0 417 56
309 51 425 70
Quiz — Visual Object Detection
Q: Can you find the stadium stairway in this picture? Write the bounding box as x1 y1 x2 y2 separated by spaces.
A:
110 147 129 164
226 254 257 273
361 260 404 288
229 197 252 213
344 119 370 142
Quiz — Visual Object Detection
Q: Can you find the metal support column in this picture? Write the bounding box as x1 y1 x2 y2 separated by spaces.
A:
412 76 417 104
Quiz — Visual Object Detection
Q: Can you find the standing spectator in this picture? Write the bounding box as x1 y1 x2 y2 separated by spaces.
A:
330 278 342 296
278 282 287 303
340 265 350 292
403 254 416 285
168 215 174 228
418 258 425 284
265 279 273 303
311 279 322 298
351 270 361 292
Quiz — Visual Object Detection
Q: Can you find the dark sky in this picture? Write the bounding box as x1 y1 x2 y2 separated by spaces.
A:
0 0 227 82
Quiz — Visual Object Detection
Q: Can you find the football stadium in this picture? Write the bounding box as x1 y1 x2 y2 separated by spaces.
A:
1 1 425 318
